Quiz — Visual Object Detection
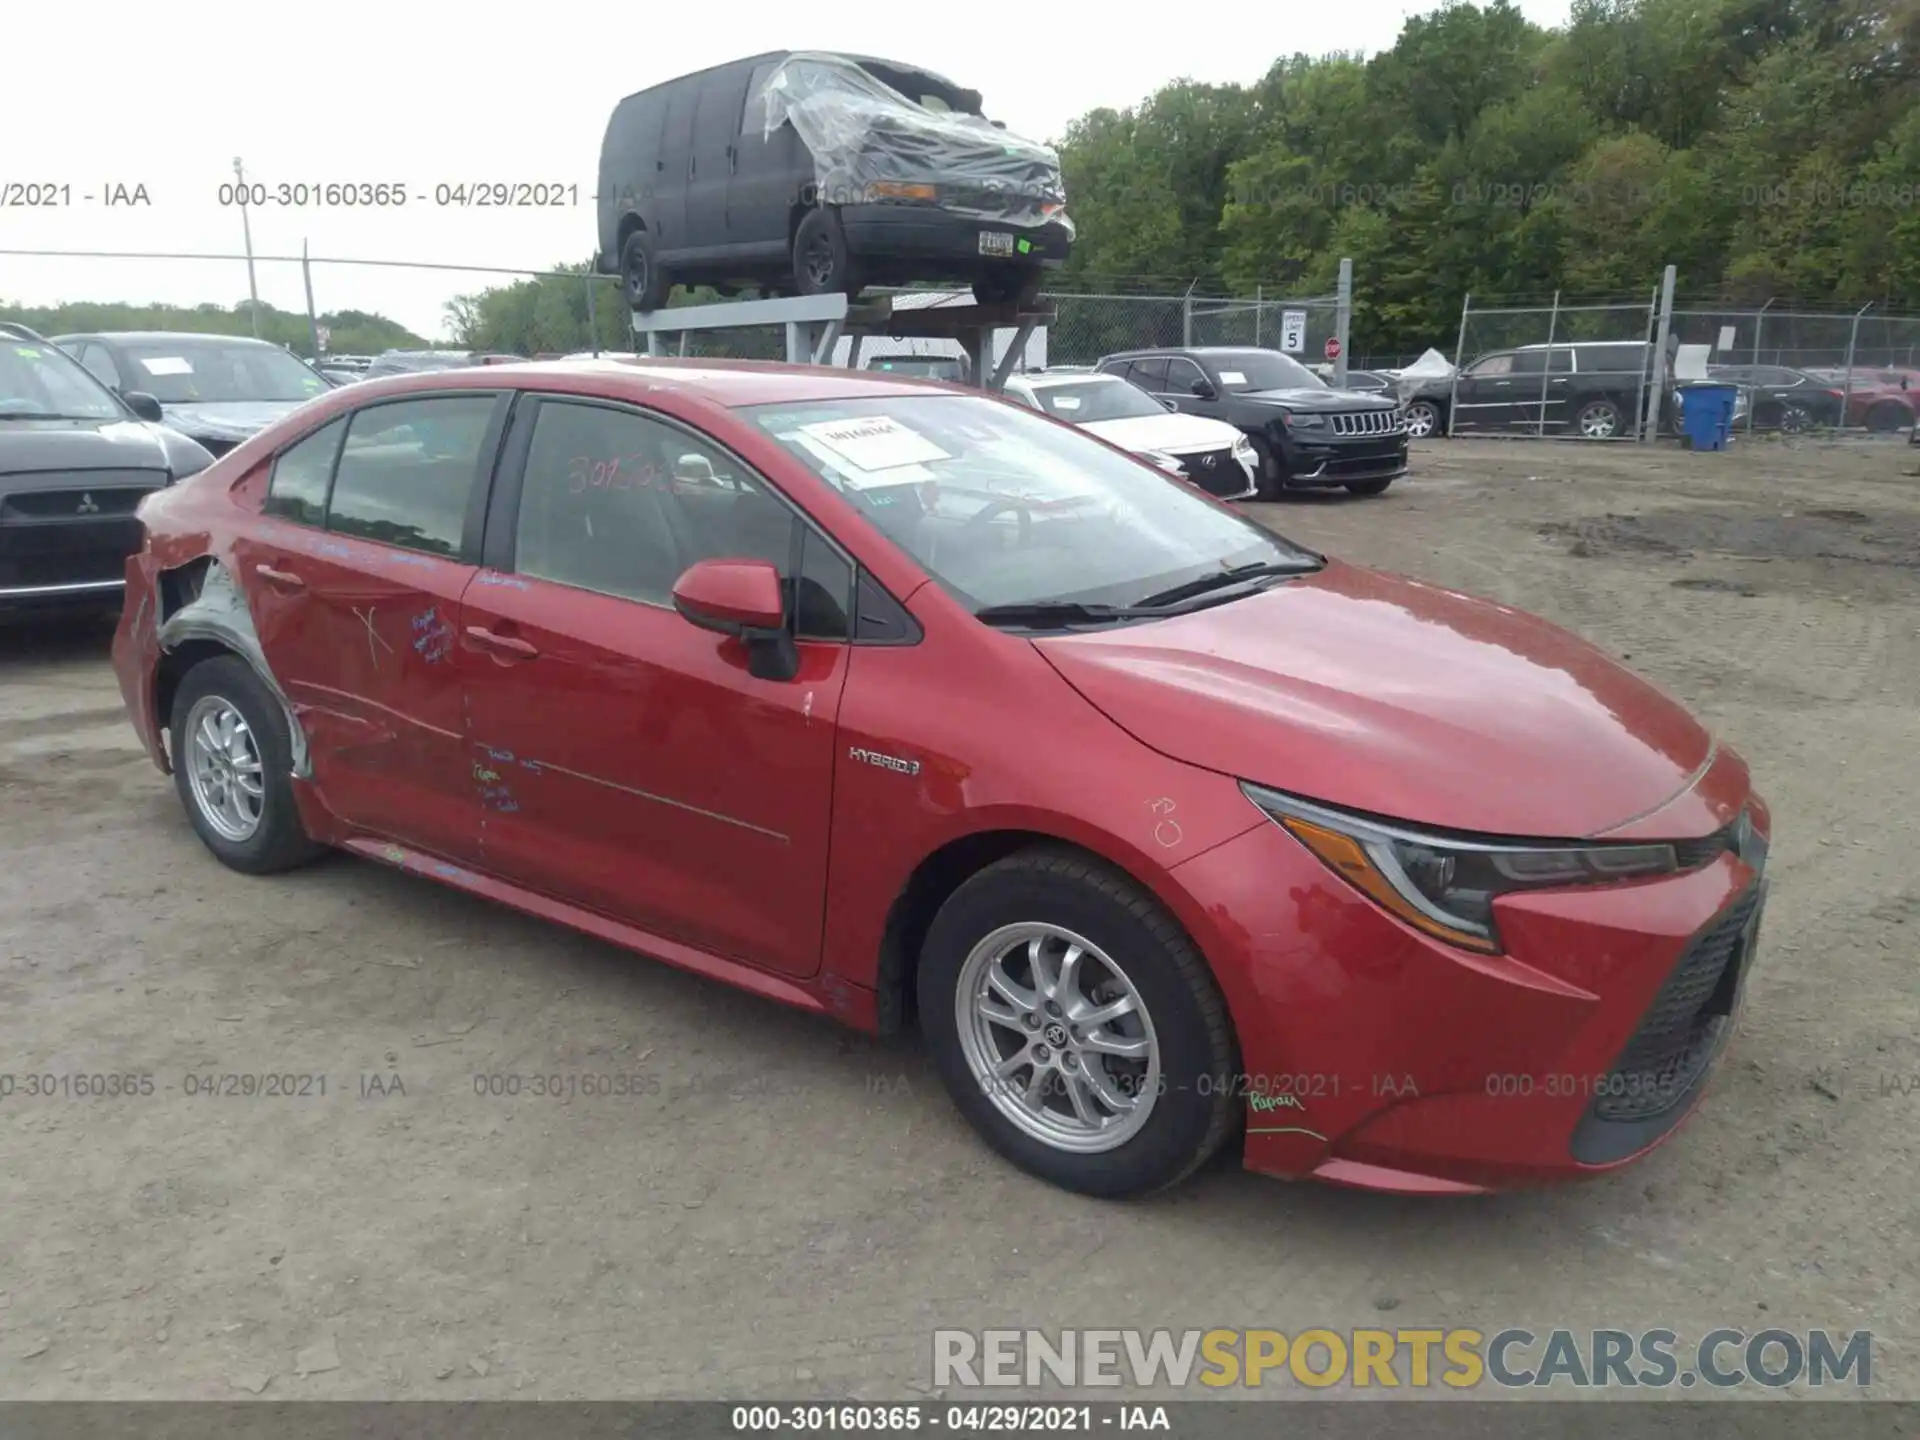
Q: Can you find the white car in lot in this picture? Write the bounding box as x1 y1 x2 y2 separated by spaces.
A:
1001 371 1258 499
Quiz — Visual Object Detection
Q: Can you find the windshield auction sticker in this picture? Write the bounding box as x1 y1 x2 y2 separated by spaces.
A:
797 416 952 473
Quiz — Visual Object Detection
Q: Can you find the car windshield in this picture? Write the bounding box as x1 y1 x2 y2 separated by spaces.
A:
0 339 124 420
744 393 1317 615
1204 350 1324 393
120 340 331 404
1022 378 1167 422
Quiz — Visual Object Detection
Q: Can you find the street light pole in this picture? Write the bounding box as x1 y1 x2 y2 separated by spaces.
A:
234 157 261 338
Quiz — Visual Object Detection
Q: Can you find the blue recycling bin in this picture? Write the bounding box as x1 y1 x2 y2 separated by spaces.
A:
1678 383 1739 451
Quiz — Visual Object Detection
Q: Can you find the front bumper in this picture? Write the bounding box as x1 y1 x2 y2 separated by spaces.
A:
1274 431 1409 488
1173 789 1769 1192
0 488 153 610
837 204 1073 272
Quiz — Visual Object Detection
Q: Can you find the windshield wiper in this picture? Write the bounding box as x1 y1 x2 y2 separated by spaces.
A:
1132 559 1318 609
0 412 112 422
973 600 1160 629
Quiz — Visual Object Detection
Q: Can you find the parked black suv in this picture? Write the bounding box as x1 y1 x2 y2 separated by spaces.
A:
596 51 1074 312
0 323 213 614
1404 340 1679 440
1096 347 1407 498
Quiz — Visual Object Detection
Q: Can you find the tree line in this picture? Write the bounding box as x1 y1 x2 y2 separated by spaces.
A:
0 299 426 357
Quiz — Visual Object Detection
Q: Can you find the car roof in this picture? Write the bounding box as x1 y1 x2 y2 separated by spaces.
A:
53 330 286 347
347 356 934 408
1018 371 1123 389
614 51 958 103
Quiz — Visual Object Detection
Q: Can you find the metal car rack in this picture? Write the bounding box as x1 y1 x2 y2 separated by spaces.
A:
628 292 1052 393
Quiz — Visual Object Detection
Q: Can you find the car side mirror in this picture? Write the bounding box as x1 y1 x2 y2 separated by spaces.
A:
123 390 164 423
671 558 798 682
1191 380 1216 399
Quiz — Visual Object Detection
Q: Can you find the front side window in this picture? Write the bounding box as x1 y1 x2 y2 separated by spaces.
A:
512 400 851 638
745 394 1317 615
0 339 125 421
1467 353 1514 378
326 396 497 556
120 340 332 404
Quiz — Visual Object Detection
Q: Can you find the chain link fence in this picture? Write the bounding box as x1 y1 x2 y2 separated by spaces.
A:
1444 297 1663 441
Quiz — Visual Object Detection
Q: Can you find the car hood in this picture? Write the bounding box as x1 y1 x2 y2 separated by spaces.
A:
0 416 181 478
161 400 306 440
1078 413 1242 453
1034 561 1716 838
1237 387 1397 413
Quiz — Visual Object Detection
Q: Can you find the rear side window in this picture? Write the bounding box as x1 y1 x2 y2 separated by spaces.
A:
326 396 496 556
1130 357 1172 391
265 418 346 527
1583 345 1648 377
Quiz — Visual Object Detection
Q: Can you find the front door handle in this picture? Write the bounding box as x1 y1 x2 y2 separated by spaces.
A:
255 563 306 590
465 625 538 660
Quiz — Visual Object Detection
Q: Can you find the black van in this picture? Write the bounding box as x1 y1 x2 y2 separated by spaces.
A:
595 51 1075 312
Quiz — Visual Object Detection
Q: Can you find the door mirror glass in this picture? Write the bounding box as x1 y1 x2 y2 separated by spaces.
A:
123 390 164 422
1191 379 1215 399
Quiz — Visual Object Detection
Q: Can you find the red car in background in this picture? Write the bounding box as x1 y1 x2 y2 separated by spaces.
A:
1802 367 1916 431
111 359 1771 1198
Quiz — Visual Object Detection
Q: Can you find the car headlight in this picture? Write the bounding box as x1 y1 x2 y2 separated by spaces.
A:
1140 449 1188 476
1230 434 1257 461
1283 411 1327 431
1241 783 1680 954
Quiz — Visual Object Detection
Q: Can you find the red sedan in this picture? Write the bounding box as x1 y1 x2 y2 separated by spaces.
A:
111 359 1771 1198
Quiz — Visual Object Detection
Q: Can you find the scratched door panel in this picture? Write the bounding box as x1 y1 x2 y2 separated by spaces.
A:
457 572 847 979
243 525 481 862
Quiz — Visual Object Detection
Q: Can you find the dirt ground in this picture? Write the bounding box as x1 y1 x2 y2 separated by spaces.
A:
1 434 1915 1402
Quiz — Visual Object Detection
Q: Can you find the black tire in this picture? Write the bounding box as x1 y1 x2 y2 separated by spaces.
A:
170 655 324 875
1248 436 1285 500
1779 404 1810 434
620 228 669 312
792 208 864 297
1865 401 1910 434
917 846 1240 1199
973 267 1043 307
1575 398 1623 440
1345 476 1395 497
1404 398 1444 440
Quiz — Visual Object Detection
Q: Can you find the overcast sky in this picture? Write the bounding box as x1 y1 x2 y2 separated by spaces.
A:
6 0 1572 342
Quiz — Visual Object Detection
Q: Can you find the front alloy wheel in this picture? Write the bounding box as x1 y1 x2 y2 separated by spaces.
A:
956 923 1161 1153
917 846 1241 1198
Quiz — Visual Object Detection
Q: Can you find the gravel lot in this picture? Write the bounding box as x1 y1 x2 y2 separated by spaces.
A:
1 435 1915 1401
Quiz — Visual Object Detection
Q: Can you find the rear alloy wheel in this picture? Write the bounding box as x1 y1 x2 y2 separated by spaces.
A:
171 656 323 875
918 847 1239 1198
1576 399 1623 440
620 229 669 312
792 208 863 299
1403 399 1442 439
1779 404 1811 434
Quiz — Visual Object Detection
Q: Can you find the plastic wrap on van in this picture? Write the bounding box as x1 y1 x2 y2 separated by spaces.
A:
759 53 1073 234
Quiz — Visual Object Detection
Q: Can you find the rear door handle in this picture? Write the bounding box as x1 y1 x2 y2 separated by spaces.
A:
465 625 538 660
254 563 306 590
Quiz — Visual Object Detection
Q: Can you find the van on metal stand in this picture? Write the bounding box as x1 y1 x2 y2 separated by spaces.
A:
629 291 1053 394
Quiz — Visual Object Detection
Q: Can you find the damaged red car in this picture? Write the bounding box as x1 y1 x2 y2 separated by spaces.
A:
112 359 1771 1198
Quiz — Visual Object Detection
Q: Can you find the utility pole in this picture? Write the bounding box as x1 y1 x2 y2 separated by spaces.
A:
234 157 261 338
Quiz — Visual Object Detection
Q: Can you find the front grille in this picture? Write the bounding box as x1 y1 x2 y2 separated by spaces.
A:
2 487 150 520
1169 446 1245 495
1591 885 1762 1122
1328 409 1402 437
